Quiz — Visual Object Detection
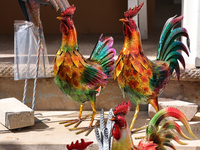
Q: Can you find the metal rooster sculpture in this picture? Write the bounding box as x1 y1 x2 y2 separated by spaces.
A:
95 109 114 150
114 2 190 131
95 101 196 150
110 101 134 150
54 5 116 136
144 107 197 150
18 0 70 27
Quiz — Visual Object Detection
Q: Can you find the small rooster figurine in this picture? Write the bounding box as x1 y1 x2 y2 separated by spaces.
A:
110 101 134 150
109 101 196 150
54 5 116 136
114 2 190 131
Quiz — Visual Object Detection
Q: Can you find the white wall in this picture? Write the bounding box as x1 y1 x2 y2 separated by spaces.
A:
182 0 200 67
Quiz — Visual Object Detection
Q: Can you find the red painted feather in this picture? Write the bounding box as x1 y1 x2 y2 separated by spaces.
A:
66 139 93 150
112 123 121 141
124 2 144 19
113 100 131 115
62 4 76 16
137 140 157 150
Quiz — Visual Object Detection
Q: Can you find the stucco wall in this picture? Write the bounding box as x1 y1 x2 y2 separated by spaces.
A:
1 77 200 111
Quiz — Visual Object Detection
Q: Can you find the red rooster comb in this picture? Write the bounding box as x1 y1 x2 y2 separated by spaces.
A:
66 139 93 150
113 100 131 115
62 4 76 17
124 2 144 19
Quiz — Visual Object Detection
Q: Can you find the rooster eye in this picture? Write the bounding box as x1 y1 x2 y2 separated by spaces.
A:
119 119 121 121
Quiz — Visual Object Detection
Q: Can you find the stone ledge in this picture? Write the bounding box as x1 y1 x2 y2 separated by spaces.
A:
0 97 34 129
1 63 200 81
0 64 54 78
148 98 198 121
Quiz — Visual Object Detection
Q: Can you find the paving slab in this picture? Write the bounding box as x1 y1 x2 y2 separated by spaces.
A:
0 97 34 129
0 110 199 150
148 98 198 121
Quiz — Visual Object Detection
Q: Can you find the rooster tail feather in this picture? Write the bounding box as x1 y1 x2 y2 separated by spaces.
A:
165 51 185 69
158 120 191 140
146 107 197 139
89 34 116 78
160 27 190 57
164 133 187 145
160 15 177 37
162 142 176 150
169 58 180 80
156 15 189 80
157 15 184 59
162 41 189 60
146 107 195 150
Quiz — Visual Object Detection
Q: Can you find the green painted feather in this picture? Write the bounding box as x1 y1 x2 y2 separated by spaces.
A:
160 27 189 58
145 107 196 150
88 34 116 78
165 51 185 69
156 15 190 80
162 41 189 60
157 15 184 59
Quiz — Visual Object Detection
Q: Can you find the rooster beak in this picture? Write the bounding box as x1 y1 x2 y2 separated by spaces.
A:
57 17 63 21
110 117 116 121
119 18 129 23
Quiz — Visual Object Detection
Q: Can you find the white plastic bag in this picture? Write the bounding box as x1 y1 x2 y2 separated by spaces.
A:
14 20 50 80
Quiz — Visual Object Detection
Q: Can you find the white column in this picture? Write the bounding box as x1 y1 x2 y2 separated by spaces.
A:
138 0 148 39
128 0 138 23
182 0 200 67
128 0 148 40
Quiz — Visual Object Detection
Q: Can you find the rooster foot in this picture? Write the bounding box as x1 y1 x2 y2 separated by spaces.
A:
131 125 147 134
131 126 146 139
69 124 98 136
135 136 146 140
59 114 92 128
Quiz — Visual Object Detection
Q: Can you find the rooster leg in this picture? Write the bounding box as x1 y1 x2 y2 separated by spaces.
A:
131 97 159 134
69 101 97 136
59 104 91 128
129 101 139 131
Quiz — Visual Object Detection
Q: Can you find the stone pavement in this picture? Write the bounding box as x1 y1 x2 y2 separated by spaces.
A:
0 110 199 150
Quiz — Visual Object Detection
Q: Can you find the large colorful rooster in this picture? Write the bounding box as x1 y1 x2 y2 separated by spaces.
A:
108 101 196 150
114 2 190 131
54 5 116 135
